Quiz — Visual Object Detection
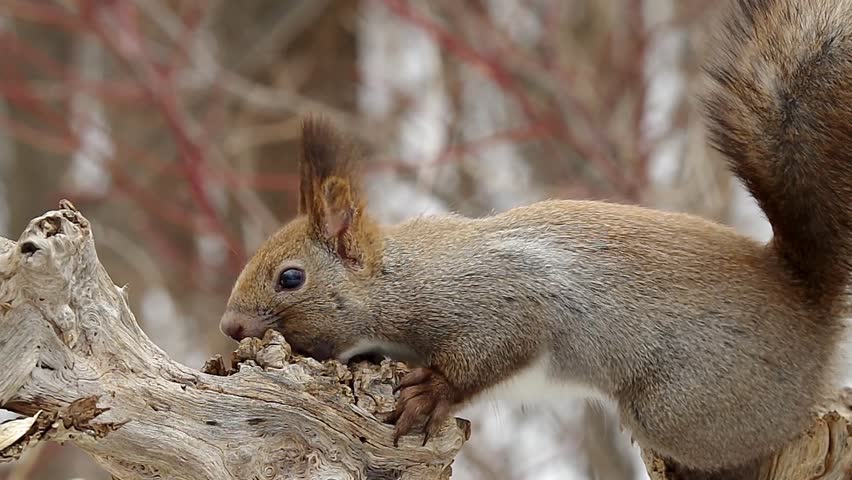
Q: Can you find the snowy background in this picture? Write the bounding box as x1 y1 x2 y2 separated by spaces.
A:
0 1 785 479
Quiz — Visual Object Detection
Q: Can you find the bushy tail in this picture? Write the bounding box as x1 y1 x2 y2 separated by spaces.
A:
703 0 852 301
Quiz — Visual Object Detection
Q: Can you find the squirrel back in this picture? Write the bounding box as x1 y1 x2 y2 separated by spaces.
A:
703 0 852 306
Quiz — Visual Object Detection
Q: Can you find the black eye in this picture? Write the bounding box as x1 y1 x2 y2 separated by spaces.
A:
278 268 305 291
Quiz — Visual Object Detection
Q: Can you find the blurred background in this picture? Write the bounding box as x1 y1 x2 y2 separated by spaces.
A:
0 0 777 479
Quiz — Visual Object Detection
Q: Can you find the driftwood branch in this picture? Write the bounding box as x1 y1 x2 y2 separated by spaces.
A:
0 204 468 479
0 204 850 480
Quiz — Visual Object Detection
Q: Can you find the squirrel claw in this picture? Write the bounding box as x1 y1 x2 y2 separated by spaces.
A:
389 367 456 447
423 401 451 444
392 367 432 394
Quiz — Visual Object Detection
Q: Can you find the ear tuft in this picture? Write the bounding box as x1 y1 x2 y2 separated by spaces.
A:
296 115 380 270
301 116 348 180
300 116 346 214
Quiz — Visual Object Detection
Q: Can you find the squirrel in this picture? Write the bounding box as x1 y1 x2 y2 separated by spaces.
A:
219 0 852 472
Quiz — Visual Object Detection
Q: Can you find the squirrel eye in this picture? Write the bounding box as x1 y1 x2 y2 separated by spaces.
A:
278 268 305 291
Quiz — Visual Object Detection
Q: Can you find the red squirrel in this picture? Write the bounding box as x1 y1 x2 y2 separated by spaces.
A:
219 0 852 472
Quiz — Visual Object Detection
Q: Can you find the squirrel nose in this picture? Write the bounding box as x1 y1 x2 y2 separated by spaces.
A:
224 323 245 341
219 311 249 341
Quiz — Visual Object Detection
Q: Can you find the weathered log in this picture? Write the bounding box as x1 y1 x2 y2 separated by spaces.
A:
0 204 469 480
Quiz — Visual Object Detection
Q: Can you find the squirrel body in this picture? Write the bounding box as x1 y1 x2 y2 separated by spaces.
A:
221 0 852 472
356 201 839 468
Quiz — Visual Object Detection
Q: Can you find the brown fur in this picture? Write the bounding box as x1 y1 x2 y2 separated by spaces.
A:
703 0 852 302
299 118 382 270
220 0 852 472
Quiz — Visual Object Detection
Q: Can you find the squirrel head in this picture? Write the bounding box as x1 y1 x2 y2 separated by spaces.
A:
219 117 383 361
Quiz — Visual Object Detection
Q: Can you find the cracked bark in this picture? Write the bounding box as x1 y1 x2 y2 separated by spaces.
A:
0 204 468 480
0 204 850 480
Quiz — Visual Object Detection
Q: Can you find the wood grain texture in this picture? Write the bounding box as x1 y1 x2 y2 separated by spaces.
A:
0 205 468 480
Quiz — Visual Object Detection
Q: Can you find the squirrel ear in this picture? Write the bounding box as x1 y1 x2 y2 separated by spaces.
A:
320 177 355 239
298 117 344 216
298 116 379 268
298 115 355 215
298 159 311 216
317 176 377 267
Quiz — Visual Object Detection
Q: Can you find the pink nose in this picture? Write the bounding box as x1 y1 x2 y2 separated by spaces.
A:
219 310 254 341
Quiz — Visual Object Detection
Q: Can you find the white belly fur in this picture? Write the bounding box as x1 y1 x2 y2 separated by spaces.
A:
478 354 615 408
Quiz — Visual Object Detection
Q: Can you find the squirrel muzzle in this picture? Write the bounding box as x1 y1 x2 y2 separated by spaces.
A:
219 310 267 342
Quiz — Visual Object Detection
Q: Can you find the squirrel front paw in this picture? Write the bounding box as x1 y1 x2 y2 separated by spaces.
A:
387 367 456 447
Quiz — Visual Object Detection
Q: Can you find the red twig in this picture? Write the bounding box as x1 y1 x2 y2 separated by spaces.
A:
78 0 245 264
371 119 560 174
384 0 637 197
453 1 637 197
2 0 87 32
0 114 77 155
0 35 72 133
0 30 148 104
383 0 540 121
